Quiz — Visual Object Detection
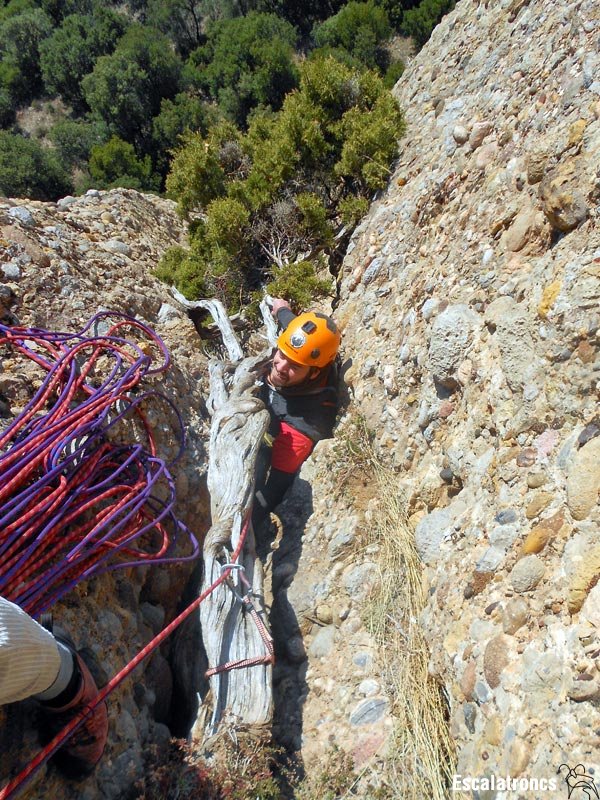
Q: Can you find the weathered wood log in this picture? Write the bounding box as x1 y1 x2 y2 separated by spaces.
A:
170 286 244 362
199 356 272 736
260 294 279 348
176 290 275 738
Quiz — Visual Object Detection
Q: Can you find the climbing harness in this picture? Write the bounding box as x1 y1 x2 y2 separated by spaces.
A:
0 312 199 617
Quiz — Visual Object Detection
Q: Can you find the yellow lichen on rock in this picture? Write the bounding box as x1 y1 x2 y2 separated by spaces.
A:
538 281 562 318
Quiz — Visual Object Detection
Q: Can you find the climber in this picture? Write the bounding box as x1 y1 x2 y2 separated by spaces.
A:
0 596 108 779
253 298 341 545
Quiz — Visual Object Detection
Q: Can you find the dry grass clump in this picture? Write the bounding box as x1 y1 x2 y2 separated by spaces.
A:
362 459 456 800
332 414 455 799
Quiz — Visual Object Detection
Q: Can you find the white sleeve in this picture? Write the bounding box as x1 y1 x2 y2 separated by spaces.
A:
0 596 61 704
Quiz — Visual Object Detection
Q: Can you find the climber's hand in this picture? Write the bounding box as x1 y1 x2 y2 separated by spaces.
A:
270 298 292 319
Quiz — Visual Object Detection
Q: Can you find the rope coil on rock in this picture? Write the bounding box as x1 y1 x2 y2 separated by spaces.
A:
0 515 253 800
0 314 272 799
0 312 199 617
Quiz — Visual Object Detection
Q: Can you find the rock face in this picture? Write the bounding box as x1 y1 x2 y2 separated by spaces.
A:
1 0 600 795
0 189 211 799
274 0 600 791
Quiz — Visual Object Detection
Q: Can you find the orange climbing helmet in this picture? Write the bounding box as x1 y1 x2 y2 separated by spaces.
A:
277 311 341 368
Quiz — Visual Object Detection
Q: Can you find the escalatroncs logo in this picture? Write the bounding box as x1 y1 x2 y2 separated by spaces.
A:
557 764 599 799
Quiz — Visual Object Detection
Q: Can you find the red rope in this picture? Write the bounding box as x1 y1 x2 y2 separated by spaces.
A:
0 517 260 800
0 316 198 617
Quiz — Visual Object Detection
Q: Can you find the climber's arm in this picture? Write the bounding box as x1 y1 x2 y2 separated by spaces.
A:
253 422 314 523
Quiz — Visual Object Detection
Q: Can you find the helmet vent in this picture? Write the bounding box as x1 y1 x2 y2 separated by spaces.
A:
310 348 320 359
302 321 317 334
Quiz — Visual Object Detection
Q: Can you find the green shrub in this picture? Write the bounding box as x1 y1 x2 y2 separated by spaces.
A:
165 129 228 215
49 118 108 167
186 12 298 127
82 25 182 143
338 194 369 226
0 58 22 126
0 131 72 200
152 93 212 180
88 135 157 190
334 87 405 191
40 8 128 109
313 1 391 71
0 7 52 101
266 258 332 311
383 58 405 89
401 0 456 48
161 55 405 312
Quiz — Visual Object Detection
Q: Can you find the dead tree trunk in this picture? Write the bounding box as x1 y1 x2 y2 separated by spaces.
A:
172 289 274 737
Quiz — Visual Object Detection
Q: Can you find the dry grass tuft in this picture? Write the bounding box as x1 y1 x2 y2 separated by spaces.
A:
332 414 455 799
362 458 456 800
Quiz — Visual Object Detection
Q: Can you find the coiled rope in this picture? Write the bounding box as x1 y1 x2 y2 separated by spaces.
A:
0 314 272 799
0 312 199 616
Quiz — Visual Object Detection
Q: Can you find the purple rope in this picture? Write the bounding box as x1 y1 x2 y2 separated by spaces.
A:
0 312 200 617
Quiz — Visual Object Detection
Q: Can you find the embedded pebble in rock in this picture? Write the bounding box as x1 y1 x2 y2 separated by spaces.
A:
315 604 334 625
483 635 511 688
565 544 600 614
539 163 589 232
468 120 493 150
308 625 336 659
567 677 600 703
428 304 480 389
349 697 389 726
8 206 35 226
102 239 132 257
527 471 548 489
1 263 20 280
521 526 552 555
509 556 546 593
525 492 553 519
342 562 378 601
566 437 600 520
453 125 469 144
358 679 380 697
502 598 530 635
580 584 600 629
415 499 468 565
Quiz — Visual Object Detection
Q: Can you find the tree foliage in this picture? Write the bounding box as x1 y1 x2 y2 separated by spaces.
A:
152 93 212 178
401 0 456 47
313 1 391 71
88 135 157 190
82 25 182 144
0 131 72 200
49 117 108 167
145 0 205 57
0 8 52 101
161 55 404 311
186 12 298 127
39 8 128 108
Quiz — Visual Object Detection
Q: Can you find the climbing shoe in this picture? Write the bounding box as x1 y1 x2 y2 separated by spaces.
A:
40 639 108 779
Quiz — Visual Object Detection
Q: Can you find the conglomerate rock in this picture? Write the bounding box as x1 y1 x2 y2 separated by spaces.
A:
0 189 211 800
272 0 600 792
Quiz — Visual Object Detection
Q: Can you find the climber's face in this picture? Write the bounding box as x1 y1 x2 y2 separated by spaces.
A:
268 349 313 387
